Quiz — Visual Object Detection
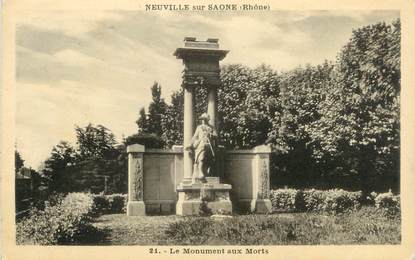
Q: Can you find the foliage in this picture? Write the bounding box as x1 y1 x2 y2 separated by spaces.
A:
147 82 167 136
125 132 163 148
16 193 98 245
75 123 117 160
41 125 127 194
161 90 184 147
136 82 167 139
15 150 24 174
308 20 401 193
269 63 335 186
136 107 148 133
219 64 280 148
269 188 302 212
369 190 400 216
302 189 362 213
92 194 127 214
41 141 77 193
270 188 363 214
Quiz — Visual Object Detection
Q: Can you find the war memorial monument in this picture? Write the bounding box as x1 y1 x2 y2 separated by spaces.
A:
126 37 272 216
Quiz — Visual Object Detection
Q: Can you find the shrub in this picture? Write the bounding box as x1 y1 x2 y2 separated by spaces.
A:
92 194 127 215
63 192 96 217
92 195 110 215
270 189 302 212
270 188 362 214
304 189 362 214
374 190 400 215
302 189 326 212
16 192 98 245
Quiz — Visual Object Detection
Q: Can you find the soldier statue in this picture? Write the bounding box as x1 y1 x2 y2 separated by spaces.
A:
185 113 217 183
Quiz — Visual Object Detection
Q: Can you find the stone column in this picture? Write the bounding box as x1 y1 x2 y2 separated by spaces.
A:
127 144 146 216
183 85 195 182
207 85 218 129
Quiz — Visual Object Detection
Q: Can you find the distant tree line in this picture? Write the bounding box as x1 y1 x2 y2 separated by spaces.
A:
16 19 400 196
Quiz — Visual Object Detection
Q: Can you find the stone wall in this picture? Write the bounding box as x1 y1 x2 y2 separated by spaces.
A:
127 144 271 215
142 148 183 214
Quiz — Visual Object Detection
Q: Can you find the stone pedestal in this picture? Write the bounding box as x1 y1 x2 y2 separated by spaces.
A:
176 177 232 216
127 144 146 216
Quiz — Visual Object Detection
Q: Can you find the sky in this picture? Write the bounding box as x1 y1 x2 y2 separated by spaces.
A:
15 10 399 169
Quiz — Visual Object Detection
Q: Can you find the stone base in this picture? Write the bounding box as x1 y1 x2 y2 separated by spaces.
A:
176 177 232 216
127 201 146 216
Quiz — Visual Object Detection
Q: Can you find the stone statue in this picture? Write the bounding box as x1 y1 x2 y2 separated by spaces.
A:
186 113 217 183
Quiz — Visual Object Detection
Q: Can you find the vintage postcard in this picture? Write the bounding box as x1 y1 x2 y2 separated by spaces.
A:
1 0 414 259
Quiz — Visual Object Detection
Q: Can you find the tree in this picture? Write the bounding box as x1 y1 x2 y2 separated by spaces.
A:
15 150 24 174
42 141 77 192
75 124 117 160
161 90 184 147
273 63 335 187
42 124 127 194
146 82 167 136
309 20 400 193
218 64 253 148
136 107 149 133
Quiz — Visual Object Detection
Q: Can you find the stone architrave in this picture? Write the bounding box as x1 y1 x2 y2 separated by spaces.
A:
127 144 146 216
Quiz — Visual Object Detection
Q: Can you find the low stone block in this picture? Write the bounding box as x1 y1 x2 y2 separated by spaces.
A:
127 201 146 216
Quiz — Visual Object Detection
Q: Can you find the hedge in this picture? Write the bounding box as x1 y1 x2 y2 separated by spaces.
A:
270 189 399 214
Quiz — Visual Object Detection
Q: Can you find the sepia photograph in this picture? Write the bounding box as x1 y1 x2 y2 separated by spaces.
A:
2 1 414 259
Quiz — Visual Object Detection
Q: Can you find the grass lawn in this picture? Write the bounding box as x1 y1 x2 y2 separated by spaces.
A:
90 207 400 245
